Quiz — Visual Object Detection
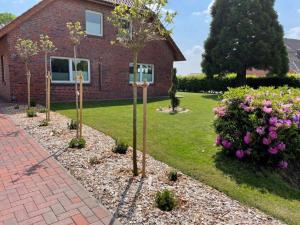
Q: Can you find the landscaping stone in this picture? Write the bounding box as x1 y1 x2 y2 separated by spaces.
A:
2 104 285 225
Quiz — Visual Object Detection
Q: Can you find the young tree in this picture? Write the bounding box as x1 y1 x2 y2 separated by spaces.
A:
40 34 57 121
66 21 86 138
168 68 180 112
109 0 176 176
0 12 16 27
15 39 39 108
202 0 289 83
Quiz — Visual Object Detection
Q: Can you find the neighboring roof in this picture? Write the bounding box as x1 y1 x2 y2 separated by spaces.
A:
0 0 185 61
284 38 300 73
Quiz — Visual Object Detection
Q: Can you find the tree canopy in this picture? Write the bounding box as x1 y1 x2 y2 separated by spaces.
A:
201 0 289 81
0 12 16 27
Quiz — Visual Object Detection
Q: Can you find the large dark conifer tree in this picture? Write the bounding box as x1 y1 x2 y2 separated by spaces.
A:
202 0 289 82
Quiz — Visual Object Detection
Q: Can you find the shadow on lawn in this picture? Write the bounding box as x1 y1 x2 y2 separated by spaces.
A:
52 98 168 110
214 152 300 200
200 94 220 101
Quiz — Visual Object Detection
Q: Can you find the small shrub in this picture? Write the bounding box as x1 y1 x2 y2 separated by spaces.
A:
168 170 178 182
39 108 48 113
69 138 86 149
26 108 37 117
214 86 300 169
155 189 177 211
39 119 49 127
112 140 128 154
89 156 101 166
68 120 78 130
30 99 37 107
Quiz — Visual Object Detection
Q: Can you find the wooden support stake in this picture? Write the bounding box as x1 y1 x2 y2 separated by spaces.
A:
142 81 148 178
47 71 51 121
79 73 83 139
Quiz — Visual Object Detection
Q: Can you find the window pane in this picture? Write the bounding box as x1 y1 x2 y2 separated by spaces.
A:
141 65 153 82
72 60 89 81
86 11 102 36
129 64 141 82
51 58 70 81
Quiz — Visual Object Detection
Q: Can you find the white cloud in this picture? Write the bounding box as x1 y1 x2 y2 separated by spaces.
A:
174 45 204 75
286 27 300 39
191 0 214 23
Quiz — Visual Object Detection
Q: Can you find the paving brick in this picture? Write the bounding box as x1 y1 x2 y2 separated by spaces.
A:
42 211 58 224
72 214 88 225
0 112 120 225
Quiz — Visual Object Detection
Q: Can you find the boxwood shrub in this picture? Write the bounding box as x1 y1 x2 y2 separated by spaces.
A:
214 86 300 168
178 76 300 92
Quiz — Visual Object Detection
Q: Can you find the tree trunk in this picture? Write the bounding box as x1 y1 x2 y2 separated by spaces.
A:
74 46 79 139
25 63 31 109
132 51 139 176
236 69 247 86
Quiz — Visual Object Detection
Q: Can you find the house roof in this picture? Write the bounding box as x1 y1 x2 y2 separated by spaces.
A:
284 38 300 73
0 0 185 61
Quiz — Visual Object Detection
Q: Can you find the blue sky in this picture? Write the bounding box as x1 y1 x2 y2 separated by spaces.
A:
1 0 300 75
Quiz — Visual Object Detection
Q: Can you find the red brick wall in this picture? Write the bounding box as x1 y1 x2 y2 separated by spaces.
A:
0 36 11 101
6 0 175 103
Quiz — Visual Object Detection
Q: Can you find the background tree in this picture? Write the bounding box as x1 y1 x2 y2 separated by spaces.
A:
168 68 180 112
66 21 86 138
109 0 176 176
15 39 39 108
0 12 16 27
40 34 57 121
202 0 289 83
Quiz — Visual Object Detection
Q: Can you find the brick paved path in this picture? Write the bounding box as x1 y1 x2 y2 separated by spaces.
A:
0 113 121 225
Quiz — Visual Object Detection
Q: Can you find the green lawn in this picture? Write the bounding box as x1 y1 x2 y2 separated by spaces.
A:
53 92 300 225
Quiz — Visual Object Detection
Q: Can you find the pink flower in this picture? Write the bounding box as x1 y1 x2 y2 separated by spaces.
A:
269 117 278 126
269 131 278 140
262 137 271 145
268 146 279 154
281 104 292 113
277 142 286 151
263 100 272 107
215 135 222 146
256 127 265 135
262 106 272 114
278 160 288 169
245 95 254 104
243 132 251 145
235 150 245 159
269 126 277 132
283 119 292 128
213 106 226 117
222 140 232 149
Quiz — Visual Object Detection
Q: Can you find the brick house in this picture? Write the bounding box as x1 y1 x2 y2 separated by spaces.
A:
0 0 185 103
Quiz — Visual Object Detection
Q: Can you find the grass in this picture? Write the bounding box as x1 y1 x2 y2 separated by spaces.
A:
53 92 300 225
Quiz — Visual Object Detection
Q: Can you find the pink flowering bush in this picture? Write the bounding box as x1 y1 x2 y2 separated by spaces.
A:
214 86 300 169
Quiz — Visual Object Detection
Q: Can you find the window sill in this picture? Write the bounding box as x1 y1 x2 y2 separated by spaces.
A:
86 34 104 39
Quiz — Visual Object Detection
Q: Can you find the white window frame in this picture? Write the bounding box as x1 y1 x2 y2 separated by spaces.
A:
85 10 103 37
50 56 91 84
129 63 154 84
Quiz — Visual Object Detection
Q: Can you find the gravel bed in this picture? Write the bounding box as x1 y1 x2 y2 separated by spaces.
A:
3 104 285 225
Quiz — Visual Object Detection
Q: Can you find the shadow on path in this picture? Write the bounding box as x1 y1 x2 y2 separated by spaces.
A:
109 177 144 225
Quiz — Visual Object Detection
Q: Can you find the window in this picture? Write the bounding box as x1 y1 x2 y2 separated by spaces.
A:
50 57 90 83
86 10 103 36
129 63 154 83
0 56 4 83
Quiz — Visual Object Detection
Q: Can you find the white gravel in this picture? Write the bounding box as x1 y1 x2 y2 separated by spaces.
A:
3 104 285 225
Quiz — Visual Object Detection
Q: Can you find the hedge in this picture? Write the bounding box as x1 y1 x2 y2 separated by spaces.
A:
178 76 300 92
